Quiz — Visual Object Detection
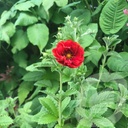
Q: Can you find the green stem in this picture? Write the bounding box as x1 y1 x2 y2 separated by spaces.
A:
96 54 107 88
85 0 92 13
58 71 62 126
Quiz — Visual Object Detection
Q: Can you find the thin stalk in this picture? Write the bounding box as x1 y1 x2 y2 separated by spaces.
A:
58 71 62 126
96 54 107 88
85 0 92 13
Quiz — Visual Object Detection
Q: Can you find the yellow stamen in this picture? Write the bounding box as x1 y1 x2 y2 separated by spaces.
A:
66 53 72 59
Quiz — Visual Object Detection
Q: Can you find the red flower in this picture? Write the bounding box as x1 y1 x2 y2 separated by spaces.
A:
52 40 84 68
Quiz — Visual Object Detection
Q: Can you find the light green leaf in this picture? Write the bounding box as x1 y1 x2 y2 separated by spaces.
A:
38 113 57 124
77 118 92 128
13 51 28 68
0 115 13 126
89 103 108 118
11 30 29 53
99 0 127 34
93 117 115 128
15 12 38 26
43 0 54 11
107 52 128 72
34 79 52 87
30 0 43 6
118 84 127 97
14 1 35 11
18 82 33 105
0 10 16 25
39 97 58 116
54 0 68 7
62 97 71 113
0 22 15 44
27 23 49 52
79 23 98 48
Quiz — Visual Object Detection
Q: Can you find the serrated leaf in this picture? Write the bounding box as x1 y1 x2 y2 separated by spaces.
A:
99 0 127 34
11 29 29 53
18 82 33 105
38 113 57 124
54 0 68 7
107 52 128 72
14 1 35 11
77 118 92 128
93 117 115 128
62 97 71 113
0 115 13 126
27 23 49 52
39 97 58 116
15 12 38 26
0 22 15 44
89 103 108 118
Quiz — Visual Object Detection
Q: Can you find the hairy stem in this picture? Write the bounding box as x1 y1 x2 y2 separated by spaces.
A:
58 72 62 126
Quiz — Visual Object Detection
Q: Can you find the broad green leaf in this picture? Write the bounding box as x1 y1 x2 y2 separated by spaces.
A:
0 22 15 44
43 0 54 11
21 123 32 128
118 84 127 97
13 51 28 68
14 1 35 11
39 97 58 116
99 0 127 34
27 23 49 52
93 117 115 128
30 0 42 6
107 52 128 72
0 115 13 126
77 118 92 128
62 97 71 113
54 0 68 7
11 30 29 53
79 23 98 48
0 10 16 25
22 71 44 81
89 103 108 118
38 113 57 124
18 82 33 105
34 79 52 87
15 12 38 26
76 107 89 118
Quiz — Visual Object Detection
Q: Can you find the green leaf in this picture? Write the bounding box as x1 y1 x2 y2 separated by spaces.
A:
93 117 115 128
89 103 108 118
99 0 127 34
38 113 57 124
22 71 44 81
34 79 52 87
118 83 127 97
121 104 128 117
18 82 34 105
30 0 43 6
77 118 92 128
27 23 49 52
107 52 128 72
70 9 91 24
0 115 13 126
43 0 54 11
13 51 28 68
39 97 58 116
62 97 71 113
79 23 98 48
11 30 29 53
14 1 35 11
0 10 16 25
0 22 15 44
54 0 68 7
15 12 38 26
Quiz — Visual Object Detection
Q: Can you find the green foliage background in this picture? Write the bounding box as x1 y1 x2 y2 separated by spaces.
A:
0 0 128 127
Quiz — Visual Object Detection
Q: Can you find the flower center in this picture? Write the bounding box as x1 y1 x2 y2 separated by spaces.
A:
66 53 72 59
